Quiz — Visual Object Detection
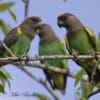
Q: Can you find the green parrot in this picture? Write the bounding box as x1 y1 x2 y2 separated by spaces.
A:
57 13 100 83
36 23 67 94
0 16 41 66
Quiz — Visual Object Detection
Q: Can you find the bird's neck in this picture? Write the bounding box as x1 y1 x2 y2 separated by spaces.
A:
40 34 58 44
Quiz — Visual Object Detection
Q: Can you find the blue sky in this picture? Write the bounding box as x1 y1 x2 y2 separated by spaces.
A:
0 0 100 100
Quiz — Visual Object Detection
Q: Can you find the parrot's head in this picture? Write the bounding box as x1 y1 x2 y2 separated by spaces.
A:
36 23 55 38
36 23 57 42
19 16 42 39
57 13 83 32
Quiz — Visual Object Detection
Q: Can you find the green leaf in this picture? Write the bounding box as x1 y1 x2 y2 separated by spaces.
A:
0 68 11 89
0 2 14 12
0 19 11 35
80 81 94 100
76 92 83 100
97 32 100 51
0 0 2 3
0 84 4 93
74 69 86 86
96 83 100 88
0 68 11 79
8 9 17 22
81 81 88 99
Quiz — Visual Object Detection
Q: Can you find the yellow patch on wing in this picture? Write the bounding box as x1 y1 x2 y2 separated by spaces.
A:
65 35 70 50
60 39 64 44
85 27 94 37
17 27 22 35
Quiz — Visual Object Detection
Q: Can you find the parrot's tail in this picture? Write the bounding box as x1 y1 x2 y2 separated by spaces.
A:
87 62 100 84
52 74 67 95
60 89 65 95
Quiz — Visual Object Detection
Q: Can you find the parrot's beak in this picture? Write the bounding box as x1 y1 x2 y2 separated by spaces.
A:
35 24 41 35
34 22 41 33
57 20 64 28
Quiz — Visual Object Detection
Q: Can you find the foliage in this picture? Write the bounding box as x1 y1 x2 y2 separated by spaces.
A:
0 1 16 35
0 0 16 93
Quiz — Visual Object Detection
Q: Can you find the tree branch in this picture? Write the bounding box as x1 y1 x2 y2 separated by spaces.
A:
22 0 30 19
0 54 100 62
16 66 59 100
0 40 15 57
15 61 74 77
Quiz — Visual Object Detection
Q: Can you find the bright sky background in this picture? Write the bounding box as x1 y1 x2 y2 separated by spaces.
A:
0 0 100 100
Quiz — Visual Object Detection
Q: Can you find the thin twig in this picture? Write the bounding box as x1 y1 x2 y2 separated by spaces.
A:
16 66 59 100
14 61 74 78
0 41 15 57
22 0 30 19
88 89 100 98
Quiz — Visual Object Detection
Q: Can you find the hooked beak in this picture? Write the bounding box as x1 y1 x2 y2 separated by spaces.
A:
57 20 64 28
34 23 41 33
35 24 41 35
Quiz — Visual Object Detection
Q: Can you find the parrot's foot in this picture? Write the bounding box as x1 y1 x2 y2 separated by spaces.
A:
23 55 30 65
18 54 29 65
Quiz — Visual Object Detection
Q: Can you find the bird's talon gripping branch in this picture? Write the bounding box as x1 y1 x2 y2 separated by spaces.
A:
18 56 23 64
24 55 30 65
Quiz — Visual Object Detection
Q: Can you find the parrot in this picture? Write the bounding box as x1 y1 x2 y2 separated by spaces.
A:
0 16 41 66
57 13 100 83
36 23 67 94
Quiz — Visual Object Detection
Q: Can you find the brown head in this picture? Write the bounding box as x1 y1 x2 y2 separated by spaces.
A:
36 23 58 43
19 16 42 39
57 13 84 32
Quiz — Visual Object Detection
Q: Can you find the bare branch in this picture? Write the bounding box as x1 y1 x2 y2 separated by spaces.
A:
22 0 30 19
16 66 59 100
0 40 15 57
13 61 74 78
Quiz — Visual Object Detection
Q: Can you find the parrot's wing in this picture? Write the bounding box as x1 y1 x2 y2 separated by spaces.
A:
0 27 18 54
65 34 71 54
84 27 96 51
59 39 66 54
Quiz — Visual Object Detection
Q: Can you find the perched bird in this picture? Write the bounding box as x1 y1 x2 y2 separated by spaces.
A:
0 16 41 57
57 13 100 83
37 23 67 94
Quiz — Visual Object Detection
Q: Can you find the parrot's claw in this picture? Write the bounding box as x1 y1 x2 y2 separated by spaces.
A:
24 55 30 65
18 56 24 65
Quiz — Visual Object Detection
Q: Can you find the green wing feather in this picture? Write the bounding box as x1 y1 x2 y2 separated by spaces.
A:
0 28 31 57
39 39 67 93
84 27 96 51
39 39 67 68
